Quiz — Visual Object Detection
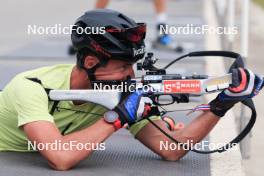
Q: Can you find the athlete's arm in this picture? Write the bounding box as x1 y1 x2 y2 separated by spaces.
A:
135 111 219 161
23 118 115 171
10 77 114 170
136 68 264 160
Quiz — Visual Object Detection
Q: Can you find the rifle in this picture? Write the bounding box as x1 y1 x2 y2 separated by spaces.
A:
49 51 261 154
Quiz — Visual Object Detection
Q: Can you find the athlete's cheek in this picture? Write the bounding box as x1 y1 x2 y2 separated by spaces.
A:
95 65 134 80
112 65 134 80
104 71 128 80
97 74 123 80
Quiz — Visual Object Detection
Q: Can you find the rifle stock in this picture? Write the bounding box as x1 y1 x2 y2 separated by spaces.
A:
49 89 121 109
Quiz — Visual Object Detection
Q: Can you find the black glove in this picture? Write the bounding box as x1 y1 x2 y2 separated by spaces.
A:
209 68 264 117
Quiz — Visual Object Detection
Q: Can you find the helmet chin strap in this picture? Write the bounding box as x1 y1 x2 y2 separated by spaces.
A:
83 63 102 85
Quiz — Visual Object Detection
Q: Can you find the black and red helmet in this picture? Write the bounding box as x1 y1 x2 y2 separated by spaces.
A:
71 9 146 64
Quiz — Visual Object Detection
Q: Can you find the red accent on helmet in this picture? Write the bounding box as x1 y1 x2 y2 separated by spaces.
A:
106 23 146 43
126 23 146 42
90 40 111 58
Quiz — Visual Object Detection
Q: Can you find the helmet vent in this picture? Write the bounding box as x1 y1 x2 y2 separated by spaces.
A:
118 14 134 25
121 24 129 28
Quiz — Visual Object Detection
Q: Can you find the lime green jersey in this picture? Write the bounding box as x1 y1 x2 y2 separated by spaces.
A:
0 64 160 152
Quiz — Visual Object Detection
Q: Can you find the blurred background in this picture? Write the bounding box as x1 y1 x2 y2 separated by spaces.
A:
0 0 263 176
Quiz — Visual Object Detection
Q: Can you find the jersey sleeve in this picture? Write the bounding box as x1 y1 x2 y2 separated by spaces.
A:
129 115 161 136
10 77 54 127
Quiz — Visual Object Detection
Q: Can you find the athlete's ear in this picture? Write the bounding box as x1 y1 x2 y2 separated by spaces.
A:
83 55 100 69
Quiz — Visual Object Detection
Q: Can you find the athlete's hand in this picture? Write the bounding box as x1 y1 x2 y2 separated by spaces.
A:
113 89 152 126
209 68 264 117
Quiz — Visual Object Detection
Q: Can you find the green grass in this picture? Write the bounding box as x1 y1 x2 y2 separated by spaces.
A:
254 0 264 8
